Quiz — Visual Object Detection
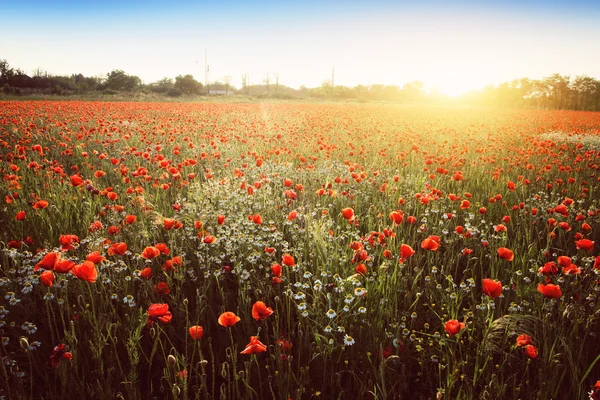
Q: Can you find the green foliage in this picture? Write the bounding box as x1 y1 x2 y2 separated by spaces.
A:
103 70 142 91
174 74 202 95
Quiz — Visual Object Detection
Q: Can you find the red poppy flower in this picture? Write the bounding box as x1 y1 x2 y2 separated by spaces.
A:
86 251 105 264
32 200 49 209
482 279 502 298
155 243 170 255
389 210 404 224
355 263 367 275
218 311 240 327
139 267 152 279
537 283 562 298
147 303 172 324
497 247 514 262
523 344 538 359
444 319 465 337
282 254 296 267
189 325 204 340
142 246 161 259
460 200 471 209
70 175 84 187
421 236 440 251
153 282 171 295
40 271 55 287
16 211 26 221
271 263 282 277
200 235 214 244
59 234 79 252
252 301 274 321
251 214 262 225
516 334 534 347
538 262 558 275
217 215 225 225
35 252 61 272
54 259 75 273
125 215 137 224
163 218 176 230
50 344 72 367
107 242 127 256
240 336 267 355
341 208 354 220
71 261 98 283
575 239 594 252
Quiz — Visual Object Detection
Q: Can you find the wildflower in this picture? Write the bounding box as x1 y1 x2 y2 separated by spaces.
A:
147 303 172 325
50 344 72 367
497 247 514 261
16 211 26 221
516 334 534 347
35 252 60 272
537 283 562 299
575 239 594 252
40 271 54 287
355 264 367 275
240 336 267 354
343 334 355 346
251 301 274 321
482 279 502 298
59 234 79 252
189 325 204 340
282 254 296 267
141 246 161 259
107 242 127 256
400 244 415 263
421 236 440 251
153 282 170 295
341 208 354 220
444 319 465 337
523 344 538 359
71 261 98 283
86 251 105 264
326 309 337 319
218 311 240 327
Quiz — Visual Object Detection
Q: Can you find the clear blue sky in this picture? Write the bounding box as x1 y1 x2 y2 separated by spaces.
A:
1 0 599 94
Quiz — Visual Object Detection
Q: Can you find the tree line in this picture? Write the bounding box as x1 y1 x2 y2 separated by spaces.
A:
1 58 600 110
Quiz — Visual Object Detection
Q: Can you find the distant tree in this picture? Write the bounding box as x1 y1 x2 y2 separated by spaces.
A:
402 81 424 101
104 70 141 91
223 76 232 95
149 77 175 94
264 73 270 94
0 59 15 86
72 74 101 92
274 73 279 93
241 73 249 94
174 74 202 95
570 75 597 110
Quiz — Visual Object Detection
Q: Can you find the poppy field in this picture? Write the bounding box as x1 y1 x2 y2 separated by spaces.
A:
1 101 600 399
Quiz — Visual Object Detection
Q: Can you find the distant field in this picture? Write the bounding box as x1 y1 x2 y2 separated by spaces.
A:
1 101 599 399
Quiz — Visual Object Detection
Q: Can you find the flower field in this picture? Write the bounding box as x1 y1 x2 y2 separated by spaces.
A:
1 101 600 399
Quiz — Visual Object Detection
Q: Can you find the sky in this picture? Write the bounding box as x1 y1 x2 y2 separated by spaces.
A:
1 0 600 96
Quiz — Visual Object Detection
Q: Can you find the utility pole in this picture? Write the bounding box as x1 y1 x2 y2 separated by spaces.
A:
205 48 209 95
331 66 335 87
331 66 335 96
